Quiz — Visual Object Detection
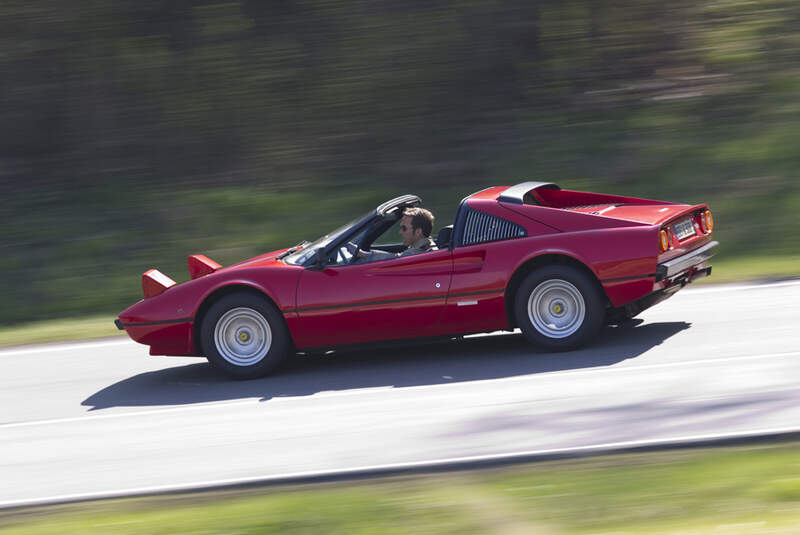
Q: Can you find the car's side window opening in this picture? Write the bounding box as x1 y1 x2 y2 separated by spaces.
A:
329 213 441 265
354 217 439 264
322 218 402 267
369 218 404 249
460 208 526 246
327 227 371 266
314 202 445 268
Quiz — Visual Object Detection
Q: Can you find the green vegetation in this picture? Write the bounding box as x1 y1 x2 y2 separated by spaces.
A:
695 254 800 285
2 441 799 534
2 1 799 327
0 316 126 349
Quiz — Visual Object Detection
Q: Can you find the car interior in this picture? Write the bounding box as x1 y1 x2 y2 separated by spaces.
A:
326 204 454 266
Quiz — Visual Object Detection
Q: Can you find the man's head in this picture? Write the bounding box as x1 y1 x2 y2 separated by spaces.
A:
399 207 434 247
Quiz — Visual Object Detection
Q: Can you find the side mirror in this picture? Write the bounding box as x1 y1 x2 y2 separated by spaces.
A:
307 247 327 270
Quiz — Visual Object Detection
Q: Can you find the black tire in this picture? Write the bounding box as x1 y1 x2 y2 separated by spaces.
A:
514 265 605 351
201 293 291 379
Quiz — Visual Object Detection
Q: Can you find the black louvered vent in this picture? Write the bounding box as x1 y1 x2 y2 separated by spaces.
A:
462 209 526 246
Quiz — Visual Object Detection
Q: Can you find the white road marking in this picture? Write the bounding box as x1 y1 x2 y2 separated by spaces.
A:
0 398 260 430
2 424 798 509
2 349 798 431
684 279 800 294
0 339 133 357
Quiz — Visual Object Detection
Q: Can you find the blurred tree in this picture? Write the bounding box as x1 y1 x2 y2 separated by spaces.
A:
1 0 798 324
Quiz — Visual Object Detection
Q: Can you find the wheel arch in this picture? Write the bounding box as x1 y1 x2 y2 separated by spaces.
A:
193 283 288 356
504 253 610 329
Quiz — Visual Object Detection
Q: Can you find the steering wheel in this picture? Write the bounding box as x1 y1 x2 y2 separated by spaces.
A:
334 241 361 265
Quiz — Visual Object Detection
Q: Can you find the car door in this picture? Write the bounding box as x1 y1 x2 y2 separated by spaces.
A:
436 242 510 334
436 205 548 335
294 249 453 348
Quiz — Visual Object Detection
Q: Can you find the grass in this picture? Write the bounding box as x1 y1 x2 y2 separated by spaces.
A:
0 316 126 349
1 441 799 534
696 253 800 284
1 253 796 350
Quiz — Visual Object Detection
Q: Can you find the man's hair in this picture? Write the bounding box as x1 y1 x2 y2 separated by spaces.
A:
403 207 434 237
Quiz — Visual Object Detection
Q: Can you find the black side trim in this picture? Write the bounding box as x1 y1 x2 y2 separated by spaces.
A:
114 319 124 330
118 317 194 327
296 295 442 313
452 199 470 248
599 273 657 283
287 289 502 314
449 289 501 299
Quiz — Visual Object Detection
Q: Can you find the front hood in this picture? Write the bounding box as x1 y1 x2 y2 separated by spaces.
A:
564 203 692 225
221 247 291 271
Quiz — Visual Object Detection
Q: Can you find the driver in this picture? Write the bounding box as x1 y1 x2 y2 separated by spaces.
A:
356 207 437 262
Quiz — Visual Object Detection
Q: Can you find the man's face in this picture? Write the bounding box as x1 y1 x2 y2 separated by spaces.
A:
399 215 421 247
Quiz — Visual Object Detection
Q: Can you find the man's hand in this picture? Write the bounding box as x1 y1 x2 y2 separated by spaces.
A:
346 242 369 259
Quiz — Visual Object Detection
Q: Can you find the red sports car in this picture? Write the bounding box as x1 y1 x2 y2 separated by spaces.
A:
116 182 717 379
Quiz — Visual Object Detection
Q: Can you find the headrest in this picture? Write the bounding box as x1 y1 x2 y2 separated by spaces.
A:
436 225 454 247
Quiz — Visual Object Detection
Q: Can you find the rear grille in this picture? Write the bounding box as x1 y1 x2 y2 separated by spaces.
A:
462 209 526 246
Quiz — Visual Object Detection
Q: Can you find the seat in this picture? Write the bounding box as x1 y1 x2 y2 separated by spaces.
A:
435 225 453 249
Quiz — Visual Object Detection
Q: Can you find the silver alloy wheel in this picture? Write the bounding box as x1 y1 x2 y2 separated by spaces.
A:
213 307 272 366
527 279 586 339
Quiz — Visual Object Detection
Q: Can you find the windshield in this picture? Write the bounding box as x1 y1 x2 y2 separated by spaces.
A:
283 211 372 266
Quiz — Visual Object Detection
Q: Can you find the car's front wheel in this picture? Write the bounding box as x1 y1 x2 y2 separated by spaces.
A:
201 293 291 379
514 265 605 351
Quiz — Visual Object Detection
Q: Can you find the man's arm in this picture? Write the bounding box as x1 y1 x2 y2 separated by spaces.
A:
349 243 396 263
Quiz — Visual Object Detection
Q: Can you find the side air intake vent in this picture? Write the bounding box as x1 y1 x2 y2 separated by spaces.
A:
462 209 526 246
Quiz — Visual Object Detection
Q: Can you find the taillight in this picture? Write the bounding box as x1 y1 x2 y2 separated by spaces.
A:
695 209 714 234
659 229 670 253
703 210 714 233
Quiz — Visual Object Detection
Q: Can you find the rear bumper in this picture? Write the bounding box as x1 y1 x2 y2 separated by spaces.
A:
656 240 718 282
607 265 711 324
607 242 717 323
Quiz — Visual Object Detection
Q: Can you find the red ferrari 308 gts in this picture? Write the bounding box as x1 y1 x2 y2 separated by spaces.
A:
116 182 717 379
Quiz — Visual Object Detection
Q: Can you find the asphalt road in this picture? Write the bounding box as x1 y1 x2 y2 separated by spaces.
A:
1 280 799 507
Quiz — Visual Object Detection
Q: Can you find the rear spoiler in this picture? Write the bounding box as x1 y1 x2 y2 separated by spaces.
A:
141 254 222 298
188 254 221 279
142 269 176 298
498 182 560 205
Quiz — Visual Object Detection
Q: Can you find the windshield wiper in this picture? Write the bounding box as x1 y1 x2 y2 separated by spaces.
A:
277 241 311 260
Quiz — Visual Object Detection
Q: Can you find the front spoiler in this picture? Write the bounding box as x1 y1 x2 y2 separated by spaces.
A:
656 240 718 282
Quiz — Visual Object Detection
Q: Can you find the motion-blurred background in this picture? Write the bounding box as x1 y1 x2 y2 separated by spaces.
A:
2 0 799 327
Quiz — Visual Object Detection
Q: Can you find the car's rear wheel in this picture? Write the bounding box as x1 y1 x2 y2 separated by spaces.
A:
201 293 291 379
514 265 605 351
